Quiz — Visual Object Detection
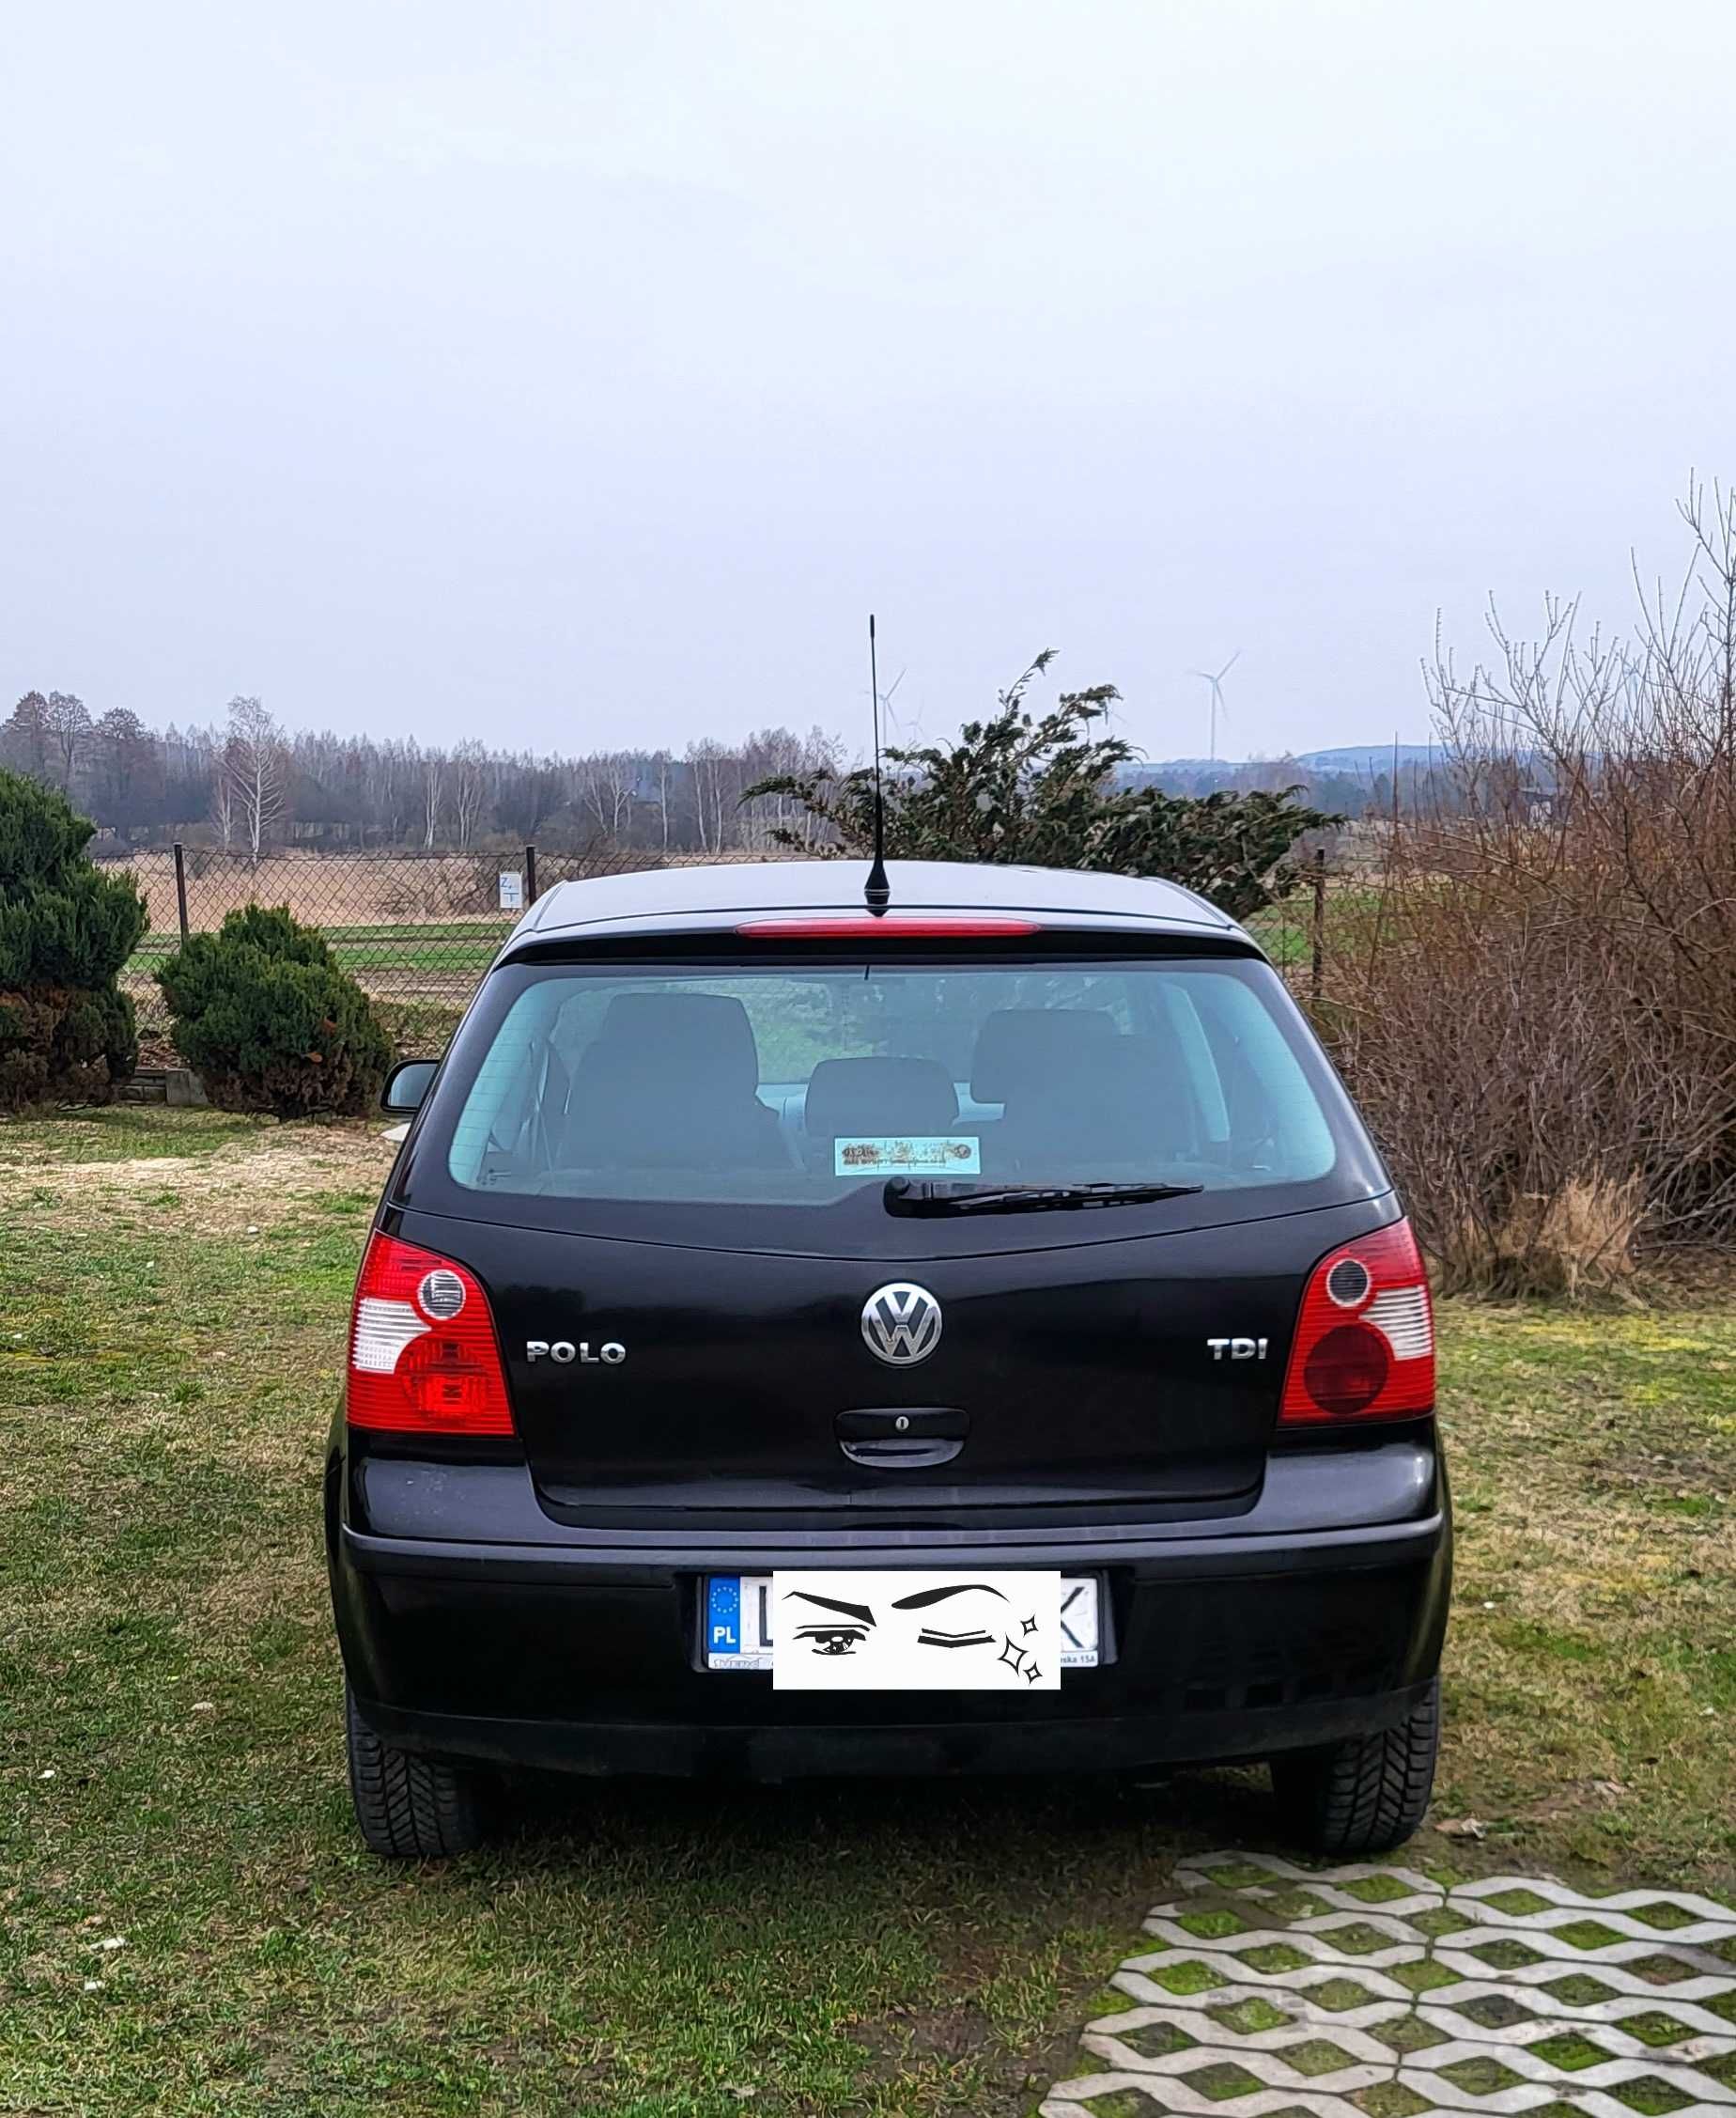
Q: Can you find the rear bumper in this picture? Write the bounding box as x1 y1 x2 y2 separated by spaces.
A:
329 1440 1452 1781
357 1682 1440 1781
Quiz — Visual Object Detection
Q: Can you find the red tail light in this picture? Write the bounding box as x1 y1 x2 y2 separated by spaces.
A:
347 1232 515 1436
1279 1219 1434 1425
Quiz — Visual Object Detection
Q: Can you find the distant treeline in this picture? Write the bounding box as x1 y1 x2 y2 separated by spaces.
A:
0 691 845 855
0 686 1445 855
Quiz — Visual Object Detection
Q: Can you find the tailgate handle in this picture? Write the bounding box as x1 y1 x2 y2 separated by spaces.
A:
835 1407 968 1470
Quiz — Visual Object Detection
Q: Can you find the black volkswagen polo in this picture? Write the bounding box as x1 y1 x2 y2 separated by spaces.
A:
327 859 1449 1857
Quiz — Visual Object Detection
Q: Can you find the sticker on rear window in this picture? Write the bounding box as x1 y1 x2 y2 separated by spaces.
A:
833 1136 982 1177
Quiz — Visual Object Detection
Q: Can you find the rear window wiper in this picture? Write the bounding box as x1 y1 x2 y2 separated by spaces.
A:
884 1177 1205 1217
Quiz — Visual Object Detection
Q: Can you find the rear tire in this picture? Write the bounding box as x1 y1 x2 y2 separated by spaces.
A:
1270 1676 1440 1856
345 1685 484 1858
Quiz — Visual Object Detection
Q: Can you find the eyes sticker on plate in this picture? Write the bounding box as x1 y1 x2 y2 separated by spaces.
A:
833 1135 983 1177
772 1569 1062 1690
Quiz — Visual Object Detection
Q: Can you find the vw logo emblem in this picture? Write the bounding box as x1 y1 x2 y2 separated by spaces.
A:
860 1282 943 1367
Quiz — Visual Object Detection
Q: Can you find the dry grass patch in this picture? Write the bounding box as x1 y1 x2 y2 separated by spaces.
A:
1437 1174 1648 1300
0 1107 395 1237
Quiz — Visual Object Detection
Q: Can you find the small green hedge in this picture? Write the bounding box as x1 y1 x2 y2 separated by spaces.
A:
158 905 392 1117
0 769 146 1109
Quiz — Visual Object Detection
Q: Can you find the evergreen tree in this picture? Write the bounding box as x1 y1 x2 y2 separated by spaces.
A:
744 653 1334 921
0 769 147 1107
157 904 392 1116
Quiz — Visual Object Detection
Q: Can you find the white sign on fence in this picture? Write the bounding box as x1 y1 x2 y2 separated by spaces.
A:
498 870 525 911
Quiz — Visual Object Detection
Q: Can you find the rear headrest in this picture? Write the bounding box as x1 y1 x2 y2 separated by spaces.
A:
594 990 760 1096
803 1057 959 1141
995 1034 1199 1164
969 1007 1116 1101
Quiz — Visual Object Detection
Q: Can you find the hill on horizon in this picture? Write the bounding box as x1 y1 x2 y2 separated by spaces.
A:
1137 741 1437 775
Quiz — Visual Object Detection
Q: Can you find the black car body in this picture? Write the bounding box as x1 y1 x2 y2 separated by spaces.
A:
327 860 1449 1856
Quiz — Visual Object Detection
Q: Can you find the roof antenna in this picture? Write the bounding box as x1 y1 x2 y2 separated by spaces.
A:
864 612 891 913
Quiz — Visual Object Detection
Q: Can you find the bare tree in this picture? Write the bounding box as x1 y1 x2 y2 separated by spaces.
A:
41 691 93 793
450 740 489 850
92 707 163 830
0 692 51 780
362 740 409 844
209 762 236 847
739 724 845 849
650 751 674 851
223 694 287 863
421 748 443 849
686 740 737 853
578 752 639 845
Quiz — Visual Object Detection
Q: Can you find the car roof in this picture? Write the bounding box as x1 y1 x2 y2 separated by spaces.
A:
505 858 1245 950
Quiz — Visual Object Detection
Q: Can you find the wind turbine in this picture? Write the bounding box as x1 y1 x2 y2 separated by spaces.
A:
1193 651 1242 764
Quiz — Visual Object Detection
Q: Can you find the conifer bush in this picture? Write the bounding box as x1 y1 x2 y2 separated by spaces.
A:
744 651 1331 918
0 768 146 1109
157 904 392 1117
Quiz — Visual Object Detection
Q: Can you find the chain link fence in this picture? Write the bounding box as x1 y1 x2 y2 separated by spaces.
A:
102 842 1366 1057
1247 852 1372 1012
106 844 701 1054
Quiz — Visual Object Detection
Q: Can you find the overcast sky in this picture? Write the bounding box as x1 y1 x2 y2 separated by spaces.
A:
6 2 1734 762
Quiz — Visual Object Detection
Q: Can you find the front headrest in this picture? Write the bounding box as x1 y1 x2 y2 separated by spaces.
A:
803 1057 959 1141
969 1007 1116 1101
595 990 760 1095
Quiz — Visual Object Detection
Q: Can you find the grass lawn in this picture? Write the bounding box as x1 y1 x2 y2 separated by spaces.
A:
2 1108 1732 2115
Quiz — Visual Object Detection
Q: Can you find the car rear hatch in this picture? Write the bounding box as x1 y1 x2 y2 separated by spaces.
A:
390 927 1395 1529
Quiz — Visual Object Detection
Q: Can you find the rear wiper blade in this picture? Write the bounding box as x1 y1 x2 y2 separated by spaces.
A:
884 1177 1205 1217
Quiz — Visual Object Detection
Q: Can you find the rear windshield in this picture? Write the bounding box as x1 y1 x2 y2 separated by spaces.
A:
440 957 1340 1207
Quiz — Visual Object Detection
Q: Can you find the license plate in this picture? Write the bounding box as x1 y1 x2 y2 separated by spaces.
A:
705 1571 1102 1686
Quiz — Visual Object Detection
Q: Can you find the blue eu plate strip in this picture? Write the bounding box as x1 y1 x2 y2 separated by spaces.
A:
706 1575 742 1658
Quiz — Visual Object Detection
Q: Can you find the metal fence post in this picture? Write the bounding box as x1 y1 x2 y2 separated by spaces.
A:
1310 848 1326 1009
524 844 539 904
172 841 191 941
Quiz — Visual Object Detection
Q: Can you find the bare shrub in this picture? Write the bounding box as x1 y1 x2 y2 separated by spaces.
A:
375 856 501 922
1325 481 1736 1296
